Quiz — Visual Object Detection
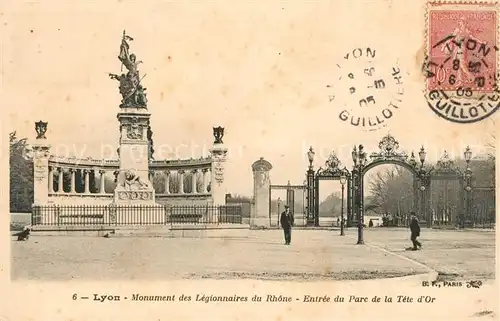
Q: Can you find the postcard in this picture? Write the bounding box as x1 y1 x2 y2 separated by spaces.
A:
1 0 498 320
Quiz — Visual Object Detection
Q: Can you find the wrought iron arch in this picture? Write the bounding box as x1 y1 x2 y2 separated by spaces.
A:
309 151 351 227
361 159 420 177
351 134 430 230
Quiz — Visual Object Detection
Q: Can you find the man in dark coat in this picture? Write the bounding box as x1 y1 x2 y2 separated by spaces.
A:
280 205 294 245
409 212 422 250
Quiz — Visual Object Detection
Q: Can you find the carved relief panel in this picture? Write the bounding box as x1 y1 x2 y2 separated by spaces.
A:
213 161 224 184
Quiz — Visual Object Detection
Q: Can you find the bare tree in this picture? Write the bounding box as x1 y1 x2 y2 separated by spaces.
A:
367 166 413 215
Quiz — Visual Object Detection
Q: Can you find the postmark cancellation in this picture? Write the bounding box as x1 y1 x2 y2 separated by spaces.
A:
423 0 500 123
327 47 405 131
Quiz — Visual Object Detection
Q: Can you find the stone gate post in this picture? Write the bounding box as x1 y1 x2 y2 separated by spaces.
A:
251 157 273 228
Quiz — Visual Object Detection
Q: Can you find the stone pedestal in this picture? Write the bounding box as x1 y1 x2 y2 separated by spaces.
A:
209 143 228 206
113 107 156 205
251 157 273 228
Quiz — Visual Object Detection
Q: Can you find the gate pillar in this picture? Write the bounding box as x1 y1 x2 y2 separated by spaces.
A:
251 157 273 228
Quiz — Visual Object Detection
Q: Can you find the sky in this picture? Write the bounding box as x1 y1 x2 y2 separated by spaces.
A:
2 0 497 197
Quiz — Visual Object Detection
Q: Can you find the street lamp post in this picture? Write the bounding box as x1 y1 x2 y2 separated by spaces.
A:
339 174 347 236
352 145 366 245
306 146 316 226
418 146 427 224
463 146 472 228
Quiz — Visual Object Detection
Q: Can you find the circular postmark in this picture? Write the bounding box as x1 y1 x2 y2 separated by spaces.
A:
423 8 500 123
327 47 405 131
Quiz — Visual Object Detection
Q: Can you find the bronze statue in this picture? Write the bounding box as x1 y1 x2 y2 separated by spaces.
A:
109 30 148 108
213 126 224 144
35 121 48 139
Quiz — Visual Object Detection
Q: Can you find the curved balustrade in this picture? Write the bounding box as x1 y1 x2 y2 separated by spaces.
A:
46 156 213 203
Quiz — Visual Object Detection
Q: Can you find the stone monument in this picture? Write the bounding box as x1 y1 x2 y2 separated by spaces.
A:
251 157 273 228
209 126 228 207
110 31 155 205
26 121 52 224
30 121 51 206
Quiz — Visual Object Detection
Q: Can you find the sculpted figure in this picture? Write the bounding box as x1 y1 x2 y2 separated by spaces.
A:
122 170 150 190
109 30 148 108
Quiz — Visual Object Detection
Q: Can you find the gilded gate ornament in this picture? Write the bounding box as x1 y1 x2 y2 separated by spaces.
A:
434 151 462 174
369 134 407 162
316 151 347 177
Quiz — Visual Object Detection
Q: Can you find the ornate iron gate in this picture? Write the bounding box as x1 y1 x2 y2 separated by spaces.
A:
269 181 307 227
305 134 474 235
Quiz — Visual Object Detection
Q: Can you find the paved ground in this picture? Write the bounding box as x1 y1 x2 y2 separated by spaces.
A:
10 227 494 281
360 228 496 281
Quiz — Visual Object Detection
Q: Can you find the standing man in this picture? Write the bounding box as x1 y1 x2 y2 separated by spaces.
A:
280 205 294 245
409 212 422 250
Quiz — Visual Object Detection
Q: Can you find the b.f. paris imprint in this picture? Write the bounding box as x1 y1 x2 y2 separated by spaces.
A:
327 47 405 131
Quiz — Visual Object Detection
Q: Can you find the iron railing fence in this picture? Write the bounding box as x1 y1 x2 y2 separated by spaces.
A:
31 204 243 226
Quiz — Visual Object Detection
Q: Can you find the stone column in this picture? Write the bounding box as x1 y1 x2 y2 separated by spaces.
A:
30 121 51 225
178 170 185 194
164 170 170 194
99 170 106 193
191 169 198 194
69 168 76 193
48 166 54 193
250 157 273 228
83 169 90 194
202 168 209 193
58 167 64 193
32 142 51 203
149 170 155 183
209 143 228 206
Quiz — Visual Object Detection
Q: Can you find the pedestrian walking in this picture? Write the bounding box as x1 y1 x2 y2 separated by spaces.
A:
409 212 422 250
280 205 294 245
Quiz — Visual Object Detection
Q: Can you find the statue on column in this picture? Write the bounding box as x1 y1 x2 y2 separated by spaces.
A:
109 30 148 108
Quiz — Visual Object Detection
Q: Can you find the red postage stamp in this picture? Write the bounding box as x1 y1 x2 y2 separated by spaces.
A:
426 2 498 93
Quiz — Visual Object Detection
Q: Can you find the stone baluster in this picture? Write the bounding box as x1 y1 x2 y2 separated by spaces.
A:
164 170 170 194
58 167 64 193
99 170 106 194
191 169 198 194
202 168 209 193
83 169 90 194
69 168 76 193
48 166 54 193
178 170 185 194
